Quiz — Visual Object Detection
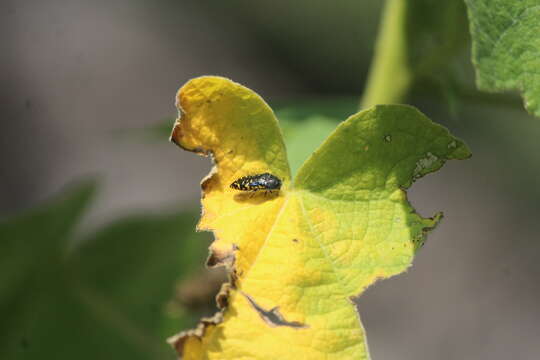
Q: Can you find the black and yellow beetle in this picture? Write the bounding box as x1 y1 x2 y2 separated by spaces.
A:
230 173 282 193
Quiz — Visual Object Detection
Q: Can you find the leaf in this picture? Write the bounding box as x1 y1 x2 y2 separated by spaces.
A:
169 76 471 359
279 115 339 176
273 97 357 122
0 182 210 360
0 182 95 359
144 98 354 175
464 0 540 117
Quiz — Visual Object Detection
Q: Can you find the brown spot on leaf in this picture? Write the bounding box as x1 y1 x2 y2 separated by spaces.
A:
169 123 182 147
241 292 308 329
206 245 235 268
201 174 214 192
216 283 232 309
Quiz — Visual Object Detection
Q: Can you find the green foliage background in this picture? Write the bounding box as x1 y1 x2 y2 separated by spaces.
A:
0 183 211 359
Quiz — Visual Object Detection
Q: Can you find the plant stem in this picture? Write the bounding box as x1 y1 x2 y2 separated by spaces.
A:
360 0 410 110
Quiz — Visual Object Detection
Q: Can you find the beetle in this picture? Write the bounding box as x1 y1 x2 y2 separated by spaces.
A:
230 173 282 193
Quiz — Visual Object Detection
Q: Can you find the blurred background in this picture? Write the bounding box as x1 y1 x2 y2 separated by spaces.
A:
1 1 539 359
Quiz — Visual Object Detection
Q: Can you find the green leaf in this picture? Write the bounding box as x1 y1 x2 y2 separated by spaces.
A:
0 182 210 360
295 105 471 193
0 182 96 358
273 98 357 122
279 115 339 177
464 0 540 117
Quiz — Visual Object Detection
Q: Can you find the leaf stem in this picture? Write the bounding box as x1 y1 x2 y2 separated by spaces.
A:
360 0 410 110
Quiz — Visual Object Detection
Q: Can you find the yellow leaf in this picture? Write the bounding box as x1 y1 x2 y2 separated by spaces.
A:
169 76 471 359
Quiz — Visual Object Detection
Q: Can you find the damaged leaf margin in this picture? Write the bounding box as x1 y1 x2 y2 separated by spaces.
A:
169 76 471 359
